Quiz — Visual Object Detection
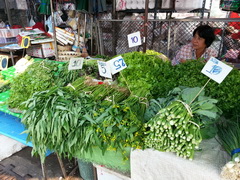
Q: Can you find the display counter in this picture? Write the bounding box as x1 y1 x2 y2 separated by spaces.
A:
131 138 229 180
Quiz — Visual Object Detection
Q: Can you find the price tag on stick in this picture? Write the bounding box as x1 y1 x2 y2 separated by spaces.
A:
68 57 84 70
127 31 142 48
98 60 112 79
201 57 233 84
108 56 127 75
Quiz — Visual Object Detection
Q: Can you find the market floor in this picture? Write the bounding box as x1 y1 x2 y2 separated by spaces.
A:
0 147 81 180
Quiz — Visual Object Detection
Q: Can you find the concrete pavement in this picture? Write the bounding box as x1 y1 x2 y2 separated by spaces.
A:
0 147 81 180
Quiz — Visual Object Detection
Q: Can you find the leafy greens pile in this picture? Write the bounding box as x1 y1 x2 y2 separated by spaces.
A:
8 60 59 110
22 86 142 163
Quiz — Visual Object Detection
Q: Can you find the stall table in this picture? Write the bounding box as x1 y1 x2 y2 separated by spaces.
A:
0 44 24 65
131 138 230 180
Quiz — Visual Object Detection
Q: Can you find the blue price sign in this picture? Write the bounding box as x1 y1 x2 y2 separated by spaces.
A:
97 60 112 79
127 31 142 48
108 56 127 75
201 57 233 84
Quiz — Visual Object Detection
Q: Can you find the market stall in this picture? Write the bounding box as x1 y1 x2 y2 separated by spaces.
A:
0 1 239 180
0 48 239 179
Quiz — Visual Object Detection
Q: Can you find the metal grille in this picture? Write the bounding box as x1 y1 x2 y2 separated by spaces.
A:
97 18 240 60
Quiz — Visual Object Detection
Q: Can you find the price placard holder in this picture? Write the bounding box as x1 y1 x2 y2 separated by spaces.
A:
97 60 112 79
201 57 233 84
190 57 233 105
108 56 127 75
127 31 142 48
68 57 84 70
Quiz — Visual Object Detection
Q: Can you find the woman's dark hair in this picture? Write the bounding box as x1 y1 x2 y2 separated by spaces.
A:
193 25 215 48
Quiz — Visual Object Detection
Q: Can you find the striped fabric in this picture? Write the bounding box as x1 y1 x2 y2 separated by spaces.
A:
172 43 218 65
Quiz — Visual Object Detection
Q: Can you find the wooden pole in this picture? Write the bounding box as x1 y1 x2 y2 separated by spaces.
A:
41 163 47 180
56 153 67 178
143 0 149 53
112 0 116 19
4 0 12 26
49 0 59 60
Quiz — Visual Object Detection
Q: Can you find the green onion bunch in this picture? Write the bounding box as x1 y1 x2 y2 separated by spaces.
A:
144 100 202 160
218 121 240 160
67 77 130 106
218 121 240 180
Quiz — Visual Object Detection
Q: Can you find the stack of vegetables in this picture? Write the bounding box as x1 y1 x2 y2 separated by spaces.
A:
7 60 60 110
118 51 173 119
3 50 239 171
218 121 240 180
144 87 222 160
0 74 10 93
18 58 142 168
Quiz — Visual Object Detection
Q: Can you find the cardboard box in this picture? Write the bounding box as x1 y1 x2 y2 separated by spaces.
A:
26 42 55 58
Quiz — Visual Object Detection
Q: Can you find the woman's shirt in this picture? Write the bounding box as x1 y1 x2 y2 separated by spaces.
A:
172 43 218 65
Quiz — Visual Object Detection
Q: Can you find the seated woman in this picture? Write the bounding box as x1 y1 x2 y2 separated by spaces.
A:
172 25 217 65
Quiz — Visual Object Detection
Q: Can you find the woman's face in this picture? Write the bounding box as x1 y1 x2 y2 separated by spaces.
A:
191 32 207 50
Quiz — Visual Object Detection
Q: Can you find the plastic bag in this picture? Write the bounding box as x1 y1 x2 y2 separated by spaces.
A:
29 16 36 27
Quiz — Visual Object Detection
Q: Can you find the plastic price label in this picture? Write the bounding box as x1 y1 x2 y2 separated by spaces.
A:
201 57 233 84
68 57 84 70
98 60 112 79
108 56 127 75
127 31 142 48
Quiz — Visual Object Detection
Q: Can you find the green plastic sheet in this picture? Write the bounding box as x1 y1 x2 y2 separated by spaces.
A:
75 147 131 173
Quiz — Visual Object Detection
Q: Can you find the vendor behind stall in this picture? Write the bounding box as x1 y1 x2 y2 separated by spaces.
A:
172 25 217 65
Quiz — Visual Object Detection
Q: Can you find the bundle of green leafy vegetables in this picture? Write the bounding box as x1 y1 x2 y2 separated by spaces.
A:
144 86 222 159
118 51 173 99
118 51 240 119
8 60 60 110
7 59 100 110
66 76 130 106
217 120 240 179
218 120 240 160
144 86 222 139
0 73 11 93
21 86 143 163
171 60 240 119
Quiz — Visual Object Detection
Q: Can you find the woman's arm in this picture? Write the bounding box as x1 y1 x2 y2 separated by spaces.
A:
172 44 190 65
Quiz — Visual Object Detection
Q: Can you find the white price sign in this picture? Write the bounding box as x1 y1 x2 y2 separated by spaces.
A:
97 60 112 79
127 31 142 48
201 57 233 84
108 56 127 75
68 57 84 70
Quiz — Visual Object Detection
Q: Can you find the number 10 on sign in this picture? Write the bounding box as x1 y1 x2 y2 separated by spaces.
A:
128 31 142 48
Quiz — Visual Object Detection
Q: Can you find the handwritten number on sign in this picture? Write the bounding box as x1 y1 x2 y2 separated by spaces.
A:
206 58 222 75
131 36 138 43
114 58 126 70
99 62 106 74
206 65 222 75
201 57 233 84
128 31 142 48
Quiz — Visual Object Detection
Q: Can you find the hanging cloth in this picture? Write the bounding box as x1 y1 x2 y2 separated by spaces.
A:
38 0 51 15
88 0 107 14
76 0 88 11
98 0 107 12
116 0 126 11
